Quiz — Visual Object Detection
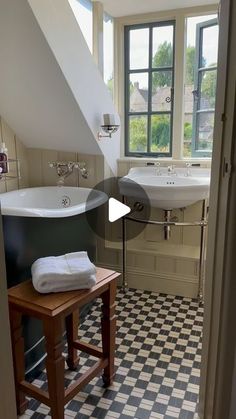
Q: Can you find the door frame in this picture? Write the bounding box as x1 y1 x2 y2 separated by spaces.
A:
0 209 17 419
200 0 236 417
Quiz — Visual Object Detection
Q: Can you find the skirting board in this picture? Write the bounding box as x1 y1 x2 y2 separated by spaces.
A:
96 262 199 298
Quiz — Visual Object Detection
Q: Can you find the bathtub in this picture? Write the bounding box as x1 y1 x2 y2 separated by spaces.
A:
0 186 107 378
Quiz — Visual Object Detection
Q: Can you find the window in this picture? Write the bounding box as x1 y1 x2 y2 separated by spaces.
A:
183 15 218 157
69 0 93 53
125 22 175 156
103 13 114 99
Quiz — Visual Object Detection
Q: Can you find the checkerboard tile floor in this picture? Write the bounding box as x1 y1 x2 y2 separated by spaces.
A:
20 288 203 419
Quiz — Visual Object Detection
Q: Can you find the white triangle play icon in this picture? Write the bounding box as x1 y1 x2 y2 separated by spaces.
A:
108 198 131 222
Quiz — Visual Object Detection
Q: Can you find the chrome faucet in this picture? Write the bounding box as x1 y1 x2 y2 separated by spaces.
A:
167 164 176 176
156 162 161 176
146 161 162 175
49 161 88 186
185 162 191 177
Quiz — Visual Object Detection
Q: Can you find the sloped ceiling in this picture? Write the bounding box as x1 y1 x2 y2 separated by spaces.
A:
0 0 120 174
97 0 217 17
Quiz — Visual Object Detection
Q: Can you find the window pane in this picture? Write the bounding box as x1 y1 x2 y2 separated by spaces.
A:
68 0 93 52
129 115 148 152
152 71 172 111
129 73 148 112
151 114 171 153
125 22 174 156
130 28 149 69
103 13 114 99
152 25 174 68
183 15 217 158
196 112 215 151
199 70 217 109
201 25 219 68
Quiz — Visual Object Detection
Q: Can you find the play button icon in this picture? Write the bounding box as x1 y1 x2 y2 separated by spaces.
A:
85 176 151 242
108 198 131 223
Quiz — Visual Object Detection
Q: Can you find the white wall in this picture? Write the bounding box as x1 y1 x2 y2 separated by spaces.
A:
28 0 120 174
0 0 120 174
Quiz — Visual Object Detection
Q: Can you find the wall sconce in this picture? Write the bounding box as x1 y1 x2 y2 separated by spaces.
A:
97 114 119 140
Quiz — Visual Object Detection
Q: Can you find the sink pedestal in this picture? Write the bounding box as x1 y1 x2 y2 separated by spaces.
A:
122 198 208 301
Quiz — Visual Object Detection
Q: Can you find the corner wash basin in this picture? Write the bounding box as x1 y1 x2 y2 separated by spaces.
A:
119 167 211 209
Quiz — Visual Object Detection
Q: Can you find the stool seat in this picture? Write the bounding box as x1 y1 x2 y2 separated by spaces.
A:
8 267 120 419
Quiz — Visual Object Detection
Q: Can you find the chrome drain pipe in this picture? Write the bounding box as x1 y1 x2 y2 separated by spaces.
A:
164 210 172 240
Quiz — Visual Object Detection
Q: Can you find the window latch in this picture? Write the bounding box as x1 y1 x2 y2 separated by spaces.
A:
192 89 199 100
223 157 232 178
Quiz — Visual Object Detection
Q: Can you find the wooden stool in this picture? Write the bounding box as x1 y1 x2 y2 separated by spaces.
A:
8 267 120 419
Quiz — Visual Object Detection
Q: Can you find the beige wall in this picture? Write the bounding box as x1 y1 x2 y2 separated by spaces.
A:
27 148 104 189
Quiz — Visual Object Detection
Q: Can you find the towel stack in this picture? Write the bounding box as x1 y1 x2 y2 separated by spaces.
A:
31 251 96 294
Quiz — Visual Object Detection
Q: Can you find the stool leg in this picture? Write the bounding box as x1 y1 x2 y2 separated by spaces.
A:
65 310 79 370
101 281 117 387
9 308 28 415
43 318 65 419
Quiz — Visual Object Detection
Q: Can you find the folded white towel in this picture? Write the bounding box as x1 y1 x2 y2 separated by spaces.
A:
31 251 96 293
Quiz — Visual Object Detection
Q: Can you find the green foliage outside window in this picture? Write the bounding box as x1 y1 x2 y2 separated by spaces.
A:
185 46 196 85
129 117 147 152
183 122 193 157
201 69 217 108
129 115 170 153
152 42 172 89
151 115 170 151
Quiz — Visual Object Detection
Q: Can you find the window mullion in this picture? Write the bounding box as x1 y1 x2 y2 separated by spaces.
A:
172 16 184 159
192 18 218 157
147 26 153 153
92 1 104 75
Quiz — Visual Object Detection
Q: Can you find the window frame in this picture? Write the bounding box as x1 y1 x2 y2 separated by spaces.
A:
124 20 176 157
103 12 114 98
73 0 93 52
192 18 218 157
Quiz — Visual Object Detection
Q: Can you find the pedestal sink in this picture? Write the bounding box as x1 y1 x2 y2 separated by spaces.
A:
119 166 211 210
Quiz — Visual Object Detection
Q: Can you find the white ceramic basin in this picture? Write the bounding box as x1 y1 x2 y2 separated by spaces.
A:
119 167 211 209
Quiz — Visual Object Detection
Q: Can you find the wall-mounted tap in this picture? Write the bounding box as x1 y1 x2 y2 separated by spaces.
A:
76 162 88 179
49 161 88 186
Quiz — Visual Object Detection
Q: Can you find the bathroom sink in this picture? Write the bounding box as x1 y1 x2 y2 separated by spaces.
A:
119 167 211 210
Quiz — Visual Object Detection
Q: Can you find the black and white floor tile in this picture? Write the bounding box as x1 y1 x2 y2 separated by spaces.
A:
20 288 203 419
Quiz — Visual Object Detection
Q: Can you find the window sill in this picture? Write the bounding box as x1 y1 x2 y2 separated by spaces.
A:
117 157 211 168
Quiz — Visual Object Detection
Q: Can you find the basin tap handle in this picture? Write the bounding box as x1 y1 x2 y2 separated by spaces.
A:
156 162 161 175
185 162 191 177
